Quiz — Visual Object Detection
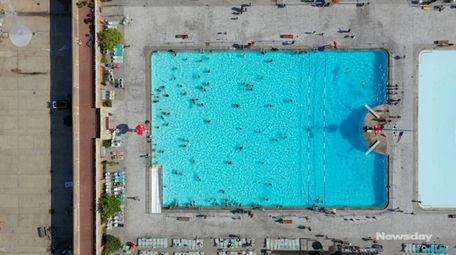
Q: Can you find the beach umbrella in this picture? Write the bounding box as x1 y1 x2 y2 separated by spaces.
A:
135 124 146 136
373 124 382 136
129 242 136 251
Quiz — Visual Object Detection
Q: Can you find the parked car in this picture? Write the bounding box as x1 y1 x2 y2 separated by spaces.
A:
51 100 69 109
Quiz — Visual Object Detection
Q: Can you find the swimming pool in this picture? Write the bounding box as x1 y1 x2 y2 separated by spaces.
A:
418 50 456 209
151 50 388 208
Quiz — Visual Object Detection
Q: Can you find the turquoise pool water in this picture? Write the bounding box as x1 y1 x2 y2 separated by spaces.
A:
151 50 388 208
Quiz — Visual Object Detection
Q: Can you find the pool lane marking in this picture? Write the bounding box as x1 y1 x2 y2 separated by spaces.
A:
306 54 312 204
322 55 327 205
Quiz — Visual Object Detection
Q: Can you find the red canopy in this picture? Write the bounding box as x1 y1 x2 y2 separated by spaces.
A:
135 124 146 136
373 124 382 136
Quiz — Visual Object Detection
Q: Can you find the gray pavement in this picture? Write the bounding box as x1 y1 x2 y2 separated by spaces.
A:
0 1 52 254
101 1 456 254
0 0 73 254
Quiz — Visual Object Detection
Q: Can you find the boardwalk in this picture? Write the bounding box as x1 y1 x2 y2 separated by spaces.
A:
75 0 97 254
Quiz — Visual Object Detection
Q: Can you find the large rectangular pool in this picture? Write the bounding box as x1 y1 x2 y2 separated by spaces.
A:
418 50 456 209
151 50 388 208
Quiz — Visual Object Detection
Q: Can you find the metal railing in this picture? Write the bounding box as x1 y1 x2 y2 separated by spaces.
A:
71 1 81 255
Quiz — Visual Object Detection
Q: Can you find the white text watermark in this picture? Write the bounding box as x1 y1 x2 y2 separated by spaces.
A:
376 232 432 242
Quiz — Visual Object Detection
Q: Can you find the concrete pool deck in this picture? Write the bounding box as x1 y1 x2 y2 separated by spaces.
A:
100 0 456 254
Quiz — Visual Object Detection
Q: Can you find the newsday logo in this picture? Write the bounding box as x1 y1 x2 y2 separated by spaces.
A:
376 232 432 242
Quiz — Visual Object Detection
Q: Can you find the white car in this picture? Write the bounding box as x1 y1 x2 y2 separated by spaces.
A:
51 100 69 109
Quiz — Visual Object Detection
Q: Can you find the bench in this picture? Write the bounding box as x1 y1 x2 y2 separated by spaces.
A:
282 219 293 224
280 34 294 39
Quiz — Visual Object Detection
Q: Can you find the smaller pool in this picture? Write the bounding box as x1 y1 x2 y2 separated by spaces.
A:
418 50 456 208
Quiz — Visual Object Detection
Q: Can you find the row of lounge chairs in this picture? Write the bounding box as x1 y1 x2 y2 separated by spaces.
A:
101 89 116 101
113 44 124 57
402 243 449 254
103 17 130 29
104 170 125 193
138 238 169 249
105 170 125 229
217 251 256 255
337 245 382 254
112 55 124 64
112 44 124 64
114 78 124 89
138 252 204 255
265 238 300 250
172 239 203 249
104 20 119 29
214 238 255 249
174 252 204 255
106 213 124 229
139 252 168 255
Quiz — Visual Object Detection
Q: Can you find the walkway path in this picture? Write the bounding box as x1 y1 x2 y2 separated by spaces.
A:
76 1 97 254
